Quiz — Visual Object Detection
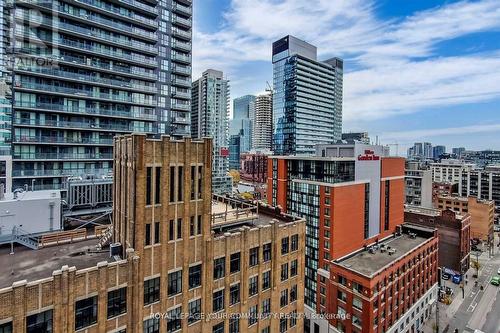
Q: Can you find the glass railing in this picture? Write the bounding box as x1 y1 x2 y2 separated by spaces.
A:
12 168 112 177
77 0 157 24
172 28 191 39
172 78 191 87
172 40 191 51
14 135 114 145
16 81 157 106
171 102 190 111
172 65 191 75
172 15 192 27
13 101 157 121
171 53 191 63
16 66 157 92
13 152 114 160
14 117 153 132
118 0 157 14
173 3 192 15
172 90 190 98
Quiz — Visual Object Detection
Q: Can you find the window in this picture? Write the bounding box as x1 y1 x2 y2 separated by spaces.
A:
145 223 151 246
198 166 203 199
190 216 195 236
170 166 175 202
144 318 159 333
176 218 182 239
107 287 127 318
248 305 258 326
290 259 298 276
280 317 287 333
26 309 53 333
213 322 224 333
230 283 240 305
168 270 182 296
189 265 202 289
262 298 271 316
155 167 161 204
353 281 363 294
167 306 181 332
338 290 347 302
75 296 97 330
280 289 288 308
353 314 362 327
230 252 241 273
169 220 174 241
229 318 239 333
214 257 225 279
353 297 363 311
188 299 202 324
178 166 184 201
0 322 12 333
281 237 289 254
191 165 196 200
338 275 347 286
281 263 289 281
249 247 259 266
291 234 298 251
197 215 202 235
262 271 271 290
290 285 297 302
249 276 258 296
213 289 225 312
146 167 152 205
144 277 160 305
154 222 160 244
263 243 272 261
290 310 297 327
262 327 270 333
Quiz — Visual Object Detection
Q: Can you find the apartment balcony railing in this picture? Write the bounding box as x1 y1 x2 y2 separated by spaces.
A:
172 40 191 52
118 0 157 14
172 65 191 75
172 15 192 28
14 117 154 133
16 66 157 93
172 116 190 124
12 168 112 178
171 90 190 99
13 152 114 160
15 81 157 106
14 135 114 145
171 102 190 111
13 101 157 121
172 3 192 15
171 28 191 40
172 77 191 87
171 52 191 64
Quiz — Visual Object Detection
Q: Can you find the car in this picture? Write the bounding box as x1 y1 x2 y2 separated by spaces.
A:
445 287 454 295
452 274 462 284
442 273 451 280
491 276 500 286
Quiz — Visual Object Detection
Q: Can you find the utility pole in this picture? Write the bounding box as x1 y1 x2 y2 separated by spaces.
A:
436 267 442 333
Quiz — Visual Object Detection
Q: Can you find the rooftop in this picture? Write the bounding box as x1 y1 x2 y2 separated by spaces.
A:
0 239 110 289
335 227 433 278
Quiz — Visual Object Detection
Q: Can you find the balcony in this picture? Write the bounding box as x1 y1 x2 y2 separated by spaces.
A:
12 152 114 161
171 90 190 99
15 81 157 106
13 101 157 121
172 65 191 76
171 101 190 111
172 3 192 15
172 40 191 52
172 28 191 40
172 15 192 29
15 67 157 93
171 52 191 64
172 116 190 125
14 117 154 133
12 168 112 178
118 0 157 15
172 77 191 88
14 135 114 145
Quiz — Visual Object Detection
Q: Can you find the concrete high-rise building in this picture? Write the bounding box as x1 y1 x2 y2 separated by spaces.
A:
231 95 255 153
4 0 193 190
433 145 446 159
0 134 307 333
0 1 11 158
191 69 232 194
405 162 433 208
253 92 273 150
423 142 433 159
228 134 241 170
272 35 343 155
452 147 466 158
459 166 500 215
430 159 475 184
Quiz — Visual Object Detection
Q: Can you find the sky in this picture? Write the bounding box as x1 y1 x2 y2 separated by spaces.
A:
192 0 500 155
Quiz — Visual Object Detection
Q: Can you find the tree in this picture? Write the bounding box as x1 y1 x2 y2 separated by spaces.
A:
228 170 240 184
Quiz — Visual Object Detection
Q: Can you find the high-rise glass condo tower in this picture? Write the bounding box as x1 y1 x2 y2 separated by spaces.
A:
230 95 255 153
0 2 11 157
5 0 192 190
272 35 343 156
191 69 232 194
253 92 272 151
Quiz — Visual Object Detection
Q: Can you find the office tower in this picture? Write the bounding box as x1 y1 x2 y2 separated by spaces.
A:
6 0 193 190
191 69 232 194
231 95 255 153
272 35 343 155
0 134 307 333
452 147 466 158
253 92 273 150
341 132 370 144
423 142 433 159
228 134 241 170
433 145 446 159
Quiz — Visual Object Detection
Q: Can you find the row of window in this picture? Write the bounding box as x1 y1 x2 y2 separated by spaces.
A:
144 216 203 246
144 265 202 304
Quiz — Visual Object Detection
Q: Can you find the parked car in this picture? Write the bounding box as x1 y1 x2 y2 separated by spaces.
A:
491 276 500 286
442 273 451 280
452 274 462 284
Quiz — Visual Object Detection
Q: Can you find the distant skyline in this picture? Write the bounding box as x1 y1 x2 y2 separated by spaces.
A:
192 0 500 153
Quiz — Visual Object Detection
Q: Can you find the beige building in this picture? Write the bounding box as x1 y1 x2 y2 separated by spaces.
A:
435 195 494 242
0 134 306 333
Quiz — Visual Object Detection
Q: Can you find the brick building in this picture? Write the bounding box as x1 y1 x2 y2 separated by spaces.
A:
268 142 437 332
432 181 457 204
434 196 494 242
0 134 306 333
240 152 269 184
405 206 471 274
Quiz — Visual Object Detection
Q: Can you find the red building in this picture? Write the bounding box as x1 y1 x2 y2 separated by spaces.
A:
240 152 269 183
267 143 439 333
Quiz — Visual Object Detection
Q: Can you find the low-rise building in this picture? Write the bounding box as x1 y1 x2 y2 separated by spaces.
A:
240 152 269 184
432 181 457 204
327 224 439 333
405 206 470 274
435 196 494 242
0 135 307 333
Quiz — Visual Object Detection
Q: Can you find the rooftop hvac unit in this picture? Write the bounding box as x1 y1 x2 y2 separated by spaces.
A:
109 242 122 257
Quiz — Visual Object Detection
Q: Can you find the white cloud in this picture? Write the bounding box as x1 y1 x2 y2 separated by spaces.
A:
193 0 500 120
381 123 500 142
